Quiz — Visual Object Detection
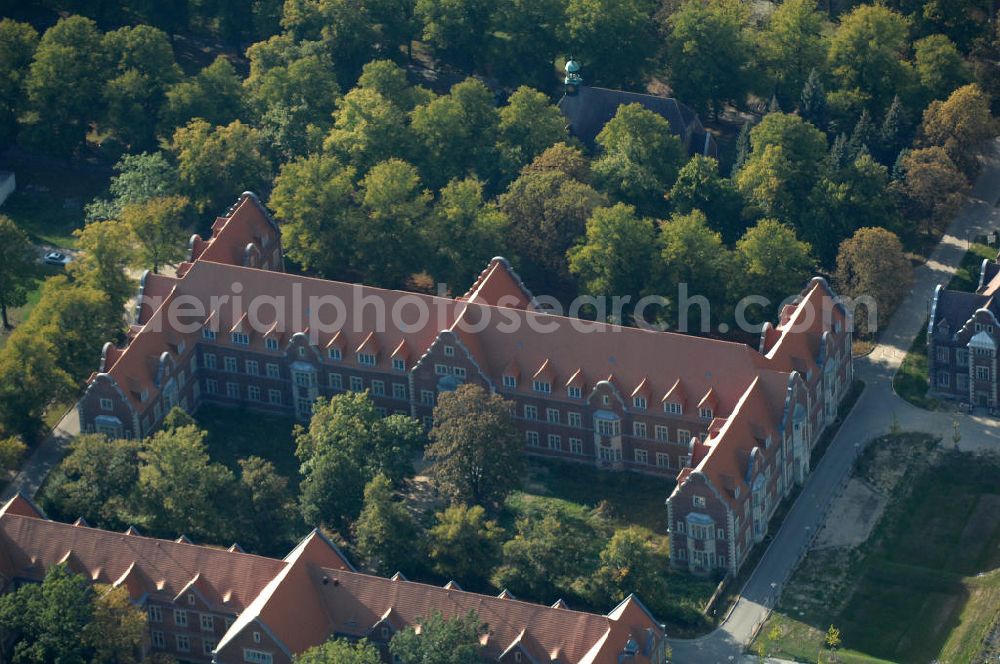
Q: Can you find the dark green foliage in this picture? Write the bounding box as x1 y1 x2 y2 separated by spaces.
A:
390 611 487 664
799 68 828 131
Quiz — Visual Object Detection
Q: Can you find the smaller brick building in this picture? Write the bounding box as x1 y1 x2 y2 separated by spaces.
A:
928 254 1000 408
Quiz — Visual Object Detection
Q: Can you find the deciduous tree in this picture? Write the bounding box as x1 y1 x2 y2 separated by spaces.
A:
358 159 431 287
41 433 140 529
0 332 74 437
69 219 136 313
834 227 911 335
496 86 567 182
735 219 814 317
422 177 509 289
159 56 244 135
294 639 382 664
567 203 659 309
664 0 754 117
24 16 107 153
410 78 499 188
0 216 36 330
135 424 238 542
237 456 298 556
85 152 180 222
269 153 361 280
426 384 525 511
167 119 271 214
592 103 685 214
389 611 487 664
354 473 420 575
564 0 658 88
667 156 745 242
757 0 827 109
913 34 971 105
827 5 912 115
920 83 996 176
498 163 605 292
427 504 504 589
102 24 182 150
120 195 190 274
0 19 38 148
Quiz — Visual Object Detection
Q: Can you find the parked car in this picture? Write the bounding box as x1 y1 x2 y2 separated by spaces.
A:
43 251 72 267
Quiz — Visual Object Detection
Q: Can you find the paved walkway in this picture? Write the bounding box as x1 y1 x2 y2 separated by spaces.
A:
669 138 1000 663
2 406 79 501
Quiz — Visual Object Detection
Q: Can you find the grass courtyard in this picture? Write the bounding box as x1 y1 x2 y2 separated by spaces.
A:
753 433 1000 663
190 406 719 634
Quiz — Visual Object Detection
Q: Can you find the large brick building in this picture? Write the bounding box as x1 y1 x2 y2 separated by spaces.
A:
0 494 669 664
79 193 853 578
928 253 1000 408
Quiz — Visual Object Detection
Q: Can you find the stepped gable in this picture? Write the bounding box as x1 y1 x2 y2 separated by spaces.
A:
459 256 538 310
190 193 280 268
688 371 793 508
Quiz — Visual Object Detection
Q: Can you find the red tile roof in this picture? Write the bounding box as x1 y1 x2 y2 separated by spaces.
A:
0 507 288 612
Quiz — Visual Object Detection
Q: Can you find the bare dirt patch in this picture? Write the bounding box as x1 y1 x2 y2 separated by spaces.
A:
812 479 885 550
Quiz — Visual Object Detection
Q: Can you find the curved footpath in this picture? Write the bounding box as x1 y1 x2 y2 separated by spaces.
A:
669 138 1000 664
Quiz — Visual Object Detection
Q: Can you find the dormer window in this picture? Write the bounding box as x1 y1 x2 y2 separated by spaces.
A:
231 332 249 346
358 353 377 367
633 396 647 410
568 386 582 399
503 375 517 389
699 407 713 419
328 347 342 360
533 380 551 394
202 329 216 341
665 402 682 415
266 338 279 351
392 358 405 371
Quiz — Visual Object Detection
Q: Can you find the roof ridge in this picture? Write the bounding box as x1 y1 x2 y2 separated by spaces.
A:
317 566 615 623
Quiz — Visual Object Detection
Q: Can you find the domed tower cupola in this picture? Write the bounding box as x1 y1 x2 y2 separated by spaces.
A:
564 58 583 95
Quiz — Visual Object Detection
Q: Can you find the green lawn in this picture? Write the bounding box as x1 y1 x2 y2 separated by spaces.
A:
946 242 995 292
892 324 939 410
753 435 1000 663
193 405 301 488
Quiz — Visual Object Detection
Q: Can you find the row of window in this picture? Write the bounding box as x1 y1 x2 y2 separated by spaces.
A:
501 378 708 417
150 631 216 655
524 431 685 469
328 373 407 400
148 605 224 631
937 368 990 388
519 405 698 443
205 379 283 404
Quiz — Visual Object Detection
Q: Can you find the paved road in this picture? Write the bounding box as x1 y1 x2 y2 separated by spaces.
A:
669 138 1000 663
